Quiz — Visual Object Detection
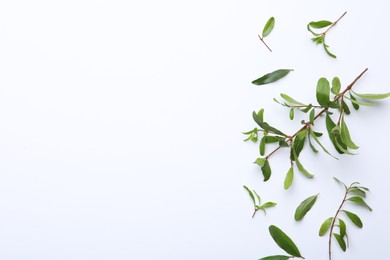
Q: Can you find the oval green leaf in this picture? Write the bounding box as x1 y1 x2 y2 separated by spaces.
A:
347 196 372 211
284 167 294 190
339 218 347 238
340 116 359 150
295 194 319 221
331 77 341 94
352 92 390 100
261 159 272 182
309 20 332 28
342 210 363 228
316 77 331 107
268 225 302 257
333 233 347 252
262 17 275 38
252 69 293 86
319 217 333 236
289 108 294 120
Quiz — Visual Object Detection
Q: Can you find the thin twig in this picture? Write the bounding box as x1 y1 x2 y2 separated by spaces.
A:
258 35 272 52
323 11 347 35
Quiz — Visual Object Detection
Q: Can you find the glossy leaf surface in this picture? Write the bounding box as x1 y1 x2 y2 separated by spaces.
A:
252 69 293 86
295 194 319 221
269 225 302 257
262 17 275 37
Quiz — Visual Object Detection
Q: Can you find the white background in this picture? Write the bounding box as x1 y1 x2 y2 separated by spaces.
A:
0 1 389 259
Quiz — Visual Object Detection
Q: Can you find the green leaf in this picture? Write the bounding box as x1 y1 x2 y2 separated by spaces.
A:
308 134 319 153
259 202 277 210
300 104 313 113
261 159 272 181
339 218 347 238
292 129 307 159
352 91 390 100
342 210 363 228
252 111 287 136
323 43 337 58
262 17 275 38
309 109 315 125
260 136 266 156
294 194 319 221
316 77 331 107
344 96 376 106
350 94 360 110
331 77 341 95
280 93 306 106
333 177 347 190
309 130 338 159
309 20 333 28
349 187 366 197
342 101 351 115
268 225 302 257
326 114 345 154
333 233 347 252
284 167 294 190
319 217 333 236
257 109 265 121
289 108 294 120
340 116 359 150
253 190 262 205
259 256 290 260
254 157 266 167
292 148 314 178
311 36 324 45
252 69 293 86
335 138 356 155
243 186 256 206
347 196 372 211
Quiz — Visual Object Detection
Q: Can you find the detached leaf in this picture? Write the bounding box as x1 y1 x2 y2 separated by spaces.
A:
347 196 372 211
309 20 332 28
333 233 347 252
252 69 293 86
284 167 294 190
268 225 302 257
259 256 290 260
261 159 272 181
295 194 319 221
319 217 333 236
331 77 341 94
342 210 363 228
316 77 331 107
262 17 275 38
352 91 390 100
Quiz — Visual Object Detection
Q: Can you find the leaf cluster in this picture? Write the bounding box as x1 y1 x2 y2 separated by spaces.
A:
319 178 371 254
243 185 277 218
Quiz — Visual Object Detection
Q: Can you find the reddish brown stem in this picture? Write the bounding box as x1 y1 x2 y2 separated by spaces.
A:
258 35 272 52
323 11 347 35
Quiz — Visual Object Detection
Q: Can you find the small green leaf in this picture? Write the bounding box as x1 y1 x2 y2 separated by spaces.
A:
289 108 294 120
331 77 341 94
342 210 363 228
292 129 307 159
333 233 347 252
323 42 336 58
344 96 376 106
254 157 266 167
311 36 324 45
310 131 338 159
268 225 302 257
280 93 306 106
339 218 347 238
257 109 265 121
259 202 277 210
309 109 315 125
252 69 293 86
259 256 290 260
316 77 331 107
308 134 319 153
292 149 314 178
347 196 372 211
284 167 294 190
342 101 351 115
260 136 266 156
340 115 359 150
333 177 347 190
349 94 360 110
309 20 333 28
243 185 256 206
349 187 366 197
300 104 313 113
261 159 272 181
319 217 333 236
326 114 345 154
262 17 275 38
295 194 319 221
352 91 390 100
252 111 287 136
